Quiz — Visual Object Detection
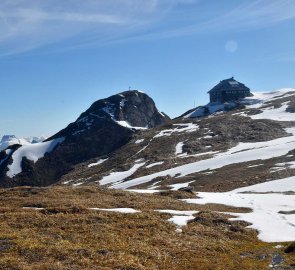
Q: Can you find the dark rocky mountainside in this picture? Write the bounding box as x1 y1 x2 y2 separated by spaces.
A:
0 90 169 187
49 90 169 140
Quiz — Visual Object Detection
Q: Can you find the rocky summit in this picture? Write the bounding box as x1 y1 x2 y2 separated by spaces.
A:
0 90 169 187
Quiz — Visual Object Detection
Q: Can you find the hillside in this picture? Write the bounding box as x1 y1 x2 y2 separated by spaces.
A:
58 89 295 248
0 90 169 187
0 89 294 269
61 89 295 192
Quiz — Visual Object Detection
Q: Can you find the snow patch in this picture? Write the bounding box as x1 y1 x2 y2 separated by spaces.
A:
156 209 198 227
169 181 195 191
247 164 264 168
89 208 140 214
99 162 146 185
146 161 164 169
185 102 236 118
88 158 108 168
135 139 144 144
126 189 162 194
175 142 185 155
154 123 198 138
115 120 147 130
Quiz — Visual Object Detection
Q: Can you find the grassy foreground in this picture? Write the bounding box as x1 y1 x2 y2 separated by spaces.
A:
0 186 293 269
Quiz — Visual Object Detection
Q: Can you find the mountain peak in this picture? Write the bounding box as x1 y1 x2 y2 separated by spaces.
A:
0 90 170 186
74 90 169 134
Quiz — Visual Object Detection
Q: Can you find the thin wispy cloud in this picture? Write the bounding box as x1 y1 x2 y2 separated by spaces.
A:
0 0 294 56
119 0 295 42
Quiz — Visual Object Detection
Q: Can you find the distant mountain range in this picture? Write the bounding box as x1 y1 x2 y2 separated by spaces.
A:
0 135 46 152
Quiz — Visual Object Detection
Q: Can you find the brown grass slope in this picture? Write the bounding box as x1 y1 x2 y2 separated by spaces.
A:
0 186 294 270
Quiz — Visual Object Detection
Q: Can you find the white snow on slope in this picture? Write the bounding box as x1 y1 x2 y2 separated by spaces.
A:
156 209 198 215
23 207 44 210
185 176 295 242
88 158 108 168
179 151 219 159
135 139 144 144
99 162 146 185
156 209 199 227
89 208 140 214
185 102 236 118
241 89 295 122
175 142 184 155
273 161 295 170
116 120 147 130
154 123 198 138
168 216 195 227
112 127 295 189
169 181 195 191
244 89 295 107
146 161 164 168
250 102 294 122
7 138 64 178
233 175 295 193
127 189 162 194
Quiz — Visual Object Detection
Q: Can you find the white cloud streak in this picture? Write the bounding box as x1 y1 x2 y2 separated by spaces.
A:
0 0 294 56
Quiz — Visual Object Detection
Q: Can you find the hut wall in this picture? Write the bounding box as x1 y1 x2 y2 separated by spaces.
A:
210 89 251 103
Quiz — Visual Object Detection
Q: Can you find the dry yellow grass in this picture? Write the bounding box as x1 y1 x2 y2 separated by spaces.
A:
0 186 293 269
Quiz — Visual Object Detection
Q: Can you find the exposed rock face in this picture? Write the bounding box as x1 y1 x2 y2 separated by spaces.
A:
50 90 168 140
0 90 169 187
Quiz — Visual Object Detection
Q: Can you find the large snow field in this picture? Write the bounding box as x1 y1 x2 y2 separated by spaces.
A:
185 176 295 242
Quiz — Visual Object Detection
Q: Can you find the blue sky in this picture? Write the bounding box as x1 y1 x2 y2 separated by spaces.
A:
0 0 295 137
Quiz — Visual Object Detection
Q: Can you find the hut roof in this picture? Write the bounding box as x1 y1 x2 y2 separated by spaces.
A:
208 77 250 93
